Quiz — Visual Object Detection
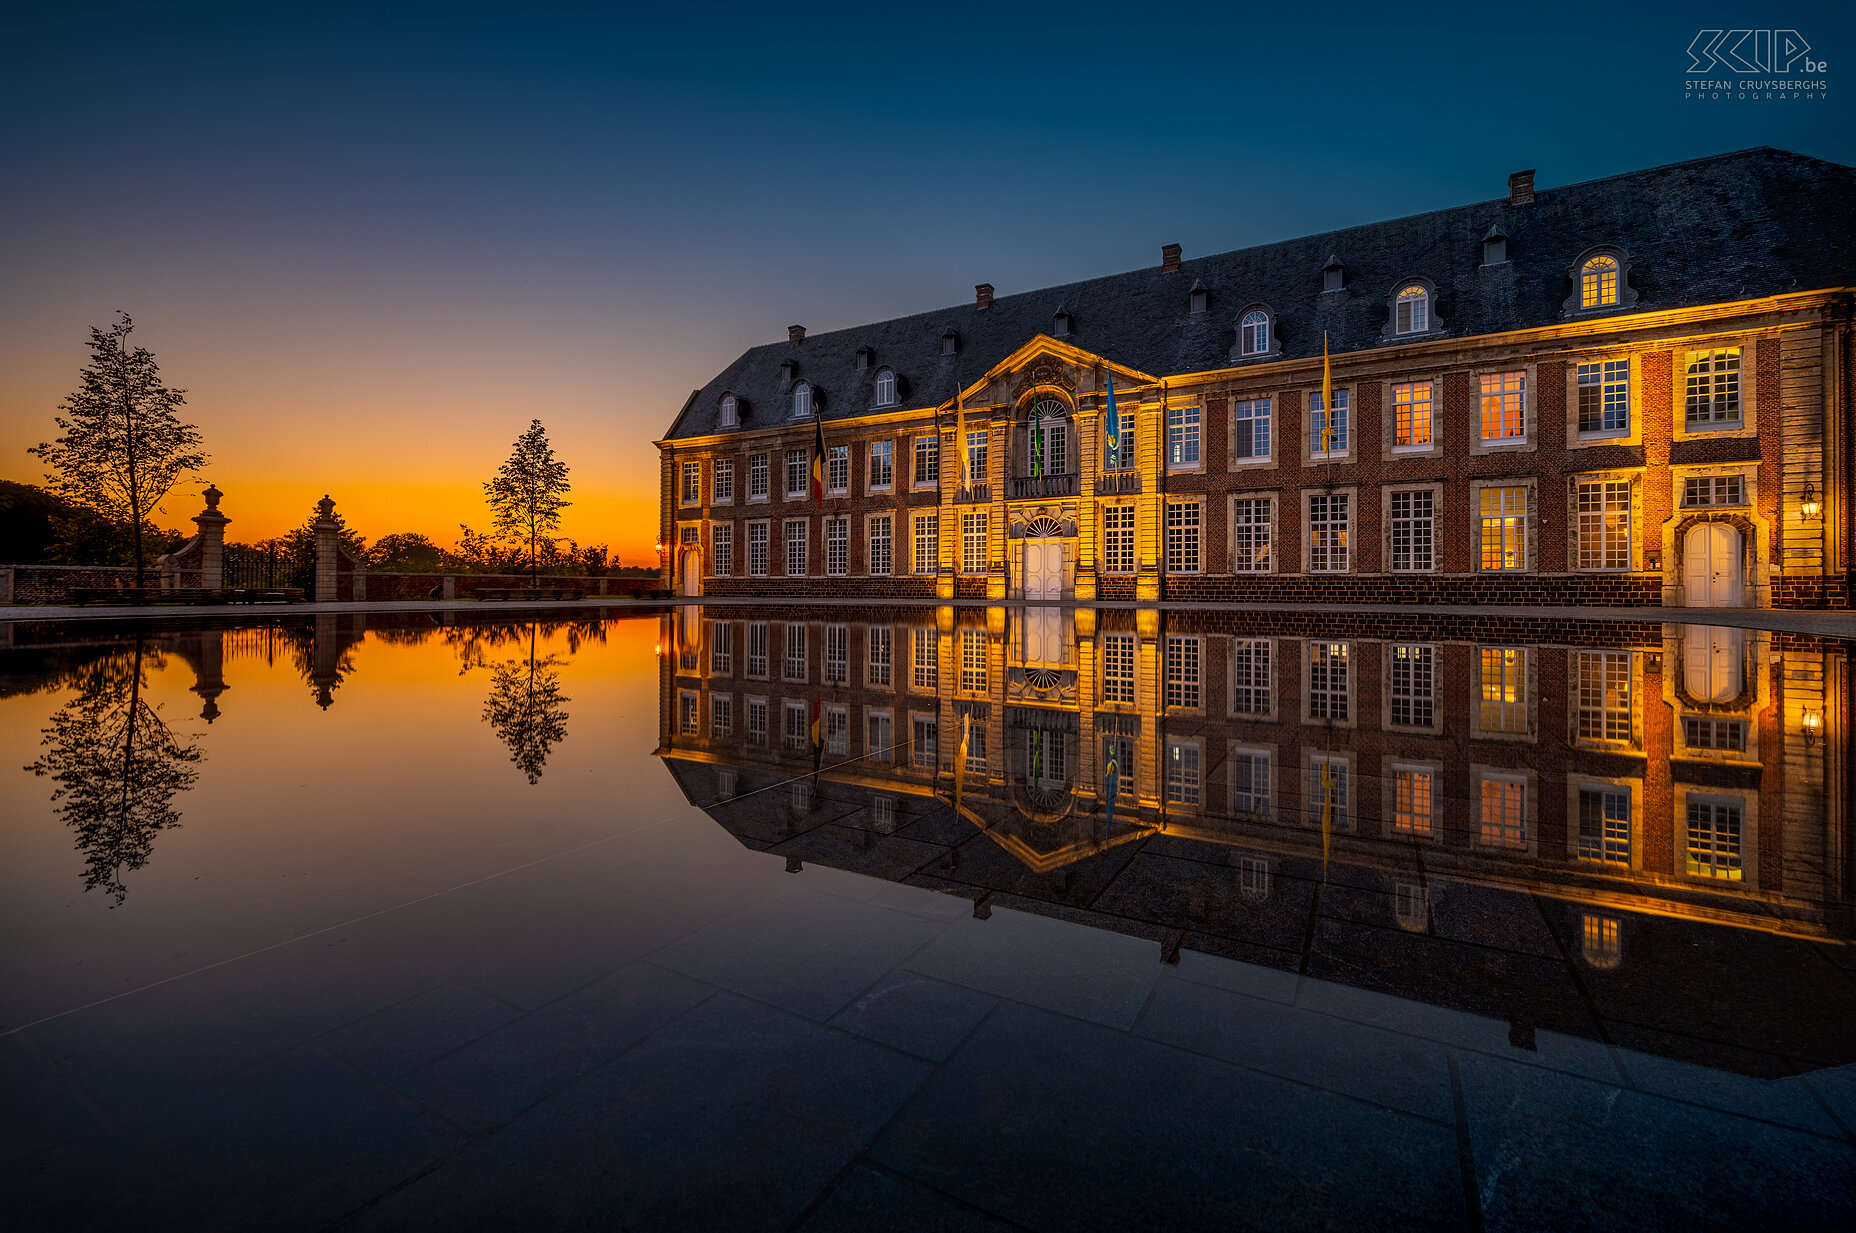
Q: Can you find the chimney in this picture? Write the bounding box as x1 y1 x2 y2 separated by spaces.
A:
1160 243 1182 272
975 283 994 310
787 324 806 345
1508 170 1536 205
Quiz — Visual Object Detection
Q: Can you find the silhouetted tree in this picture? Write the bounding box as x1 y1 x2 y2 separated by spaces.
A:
484 420 571 585
25 641 203 904
481 624 569 783
368 532 457 572
30 314 208 584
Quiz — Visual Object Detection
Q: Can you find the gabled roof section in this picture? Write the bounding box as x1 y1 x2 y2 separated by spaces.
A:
940 336 1159 412
665 148 1856 440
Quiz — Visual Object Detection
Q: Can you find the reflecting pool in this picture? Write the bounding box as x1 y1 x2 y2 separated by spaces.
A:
3 607 1854 1230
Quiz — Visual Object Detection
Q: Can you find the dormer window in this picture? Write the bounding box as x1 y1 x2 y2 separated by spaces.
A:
1581 255 1619 307
719 393 738 428
874 367 897 407
942 330 959 355
855 347 873 370
1563 246 1637 317
1395 285 1429 334
1322 256 1344 293
1053 307 1071 337
793 381 813 419
1188 282 1208 315
1483 226 1508 266
1239 309 1270 356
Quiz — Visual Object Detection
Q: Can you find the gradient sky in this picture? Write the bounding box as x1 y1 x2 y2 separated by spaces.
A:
3 1 1850 563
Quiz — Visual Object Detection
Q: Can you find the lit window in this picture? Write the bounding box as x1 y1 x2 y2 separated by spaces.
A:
1232 398 1271 461
1231 639 1271 714
1479 486 1527 571
1683 475 1745 507
792 381 813 418
1477 648 1527 733
825 517 847 576
911 514 938 575
1392 381 1433 448
1392 766 1433 836
1685 349 1742 427
963 431 987 485
866 626 891 687
868 440 894 489
719 394 738 428
1102 633 1136 703
1165 501 1201 573
1580 255 1619 308
874 368 897 407
1309 389 1348 457
1308 494 1349 572
1479 371 1526 441
959 628 986 693
1308 642 1349 720
913 436 939 486
1167 404 1202 466
783 519 807 576
712 524 733 577
1165 635 1201 710
1232 498 1271 573
1686 797 1743 880
1577 787 1631 865
1103 506 1136 573
1394 285 1429 334
1389 490 1434 572
1577 360 1630 434
1239 309 1270 356
1575 480 1630 570
1389 644 1434 727
1480 774 1527 849
960 512 987 575
1576 651 1631 743
1582 914 1621 968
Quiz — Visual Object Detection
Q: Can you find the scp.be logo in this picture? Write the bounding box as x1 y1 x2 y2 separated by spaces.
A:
1686 29 1824 73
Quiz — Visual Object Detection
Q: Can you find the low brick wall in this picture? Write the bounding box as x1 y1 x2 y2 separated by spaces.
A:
349 571 660 602
1158 572 1667 606
2 564 204 605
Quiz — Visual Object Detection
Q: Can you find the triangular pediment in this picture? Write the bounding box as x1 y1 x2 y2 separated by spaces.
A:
938 335 1157 413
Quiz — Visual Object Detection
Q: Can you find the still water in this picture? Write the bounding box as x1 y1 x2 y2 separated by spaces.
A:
3 607 1853 1230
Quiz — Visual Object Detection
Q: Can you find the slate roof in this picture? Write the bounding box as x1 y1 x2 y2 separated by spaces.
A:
664 147 1856 441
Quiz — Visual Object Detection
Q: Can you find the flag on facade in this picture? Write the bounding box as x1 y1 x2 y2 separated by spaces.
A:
955 381 969 484
810 693 824 781
1104 739 1120 831
1029 391 1044 478
954 713 970 811
1320 760 1334 871
1320 331 1334 455
811 416 827 506
1103 369 1120 470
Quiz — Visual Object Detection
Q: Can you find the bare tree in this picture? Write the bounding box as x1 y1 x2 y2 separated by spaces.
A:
484 419 571 585
30 313 208 585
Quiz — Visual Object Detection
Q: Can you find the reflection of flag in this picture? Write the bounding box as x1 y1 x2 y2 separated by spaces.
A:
1104 369 1120 470
810 693 823 781
1029 391 1044 478
1320 760 1333 872
954 713 970 810
1029 729 1043 781
1320 331 1333 454
1104 739 1120 830
811 417 826 506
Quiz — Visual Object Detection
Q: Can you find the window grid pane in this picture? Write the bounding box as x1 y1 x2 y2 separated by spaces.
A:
1231 399 1272 461
1576 480 1631 570
1309 390 1348 455
1309 642 1349 720
1480 778 1527 849
825 517 847 576
1394 768 1433 836
1167 405 1202 465
961 512 987 575
868 516 892 576
1686 799 1744 879
1389 644 1434 727
1576 651 1631 741
1578 788 1631 864
1103 634 1136 704
1103 506 1136 573
1577 360 1630 434
1390 490 1434 572
1478 486 1527 571
1685 348 1742 425
912 514 939 575
1165 502 1202 573
1308 494 1350 572
1392 381 1432 447
1233 498 1272 573
1165 636 1201 709
1232 639 1271 714
1478 648 1527 732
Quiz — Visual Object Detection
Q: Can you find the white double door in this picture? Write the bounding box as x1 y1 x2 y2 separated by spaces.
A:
1683 523 1742 608
1022 539 1064 600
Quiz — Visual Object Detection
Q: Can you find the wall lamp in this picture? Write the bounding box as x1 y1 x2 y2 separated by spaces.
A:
1800 482 1821 520
1802 708 1823 748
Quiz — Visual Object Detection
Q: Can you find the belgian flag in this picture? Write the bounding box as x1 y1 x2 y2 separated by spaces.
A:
811 416 826 507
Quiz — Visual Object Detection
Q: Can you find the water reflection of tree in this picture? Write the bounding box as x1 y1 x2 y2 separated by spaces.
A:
447 617 604 674
25 641 203 904
480 624 571 784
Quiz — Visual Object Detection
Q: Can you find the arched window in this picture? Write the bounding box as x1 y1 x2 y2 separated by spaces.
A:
1239 310 1270 355
719 393 738 428
874 368 897 407
1395 285 1429 334
792 382 812 418
1581 255 1620 308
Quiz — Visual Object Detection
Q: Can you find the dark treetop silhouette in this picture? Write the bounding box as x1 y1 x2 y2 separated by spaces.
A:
481 419 571 585
480 623 572 784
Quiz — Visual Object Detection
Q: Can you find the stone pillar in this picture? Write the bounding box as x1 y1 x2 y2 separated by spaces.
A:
313 495 340 602
190 631 228 722
193 485 230 591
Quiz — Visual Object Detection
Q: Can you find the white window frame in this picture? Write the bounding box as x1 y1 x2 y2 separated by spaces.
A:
1230 637 1273 718
1103 505 1136 574
960 511 987 575
1477 770 1530 852
1306 640 1351 724
825 516 848 576
1231 398 1272 463
1576 358 1632 439
874 368 897 408
1306 752 1351 832
1165 500 1202 574
1574 477 1632 572
747 521 769 577
1306 491 1350 573
711 523 733 577
866 625 892 688
1391 380 1434 451
746 622 768 678
748 453 770 501
783 518 808 577
867 514 893 577
1574 650 1633 746
1394 285 1429 334
1102 632 1136 704
1388 488 1435 573
713 458 734 504
912 435 939 488
1474 646 1531 739
1167 403 1201 468
784 449 808 499
783 623 807 682
1229 745 1273 820
826 445 849 495
910 627 938 692
1683 348 1743 430
1230 495 1272 573
959 627 987 693
1164 634 1202 711
1165 737 1202 807
1477 483 1529 573
680 461 701 506
792 381 813 419
718 394 738 428
911 513 939 575
1308 388 1349 459
1389 762 1438 838
1386 642 1437 730
868 440 894 491
1478 370 1527 444
1239 309 1270 356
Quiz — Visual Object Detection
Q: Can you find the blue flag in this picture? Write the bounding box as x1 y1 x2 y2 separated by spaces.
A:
1104 739 1120 831
1104 369 1120 470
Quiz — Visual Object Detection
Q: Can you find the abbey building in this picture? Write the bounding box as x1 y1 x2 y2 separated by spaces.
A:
657 148 1853 609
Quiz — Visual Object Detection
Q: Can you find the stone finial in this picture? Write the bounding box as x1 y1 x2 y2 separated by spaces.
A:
317 495 336 520
202 484 222 510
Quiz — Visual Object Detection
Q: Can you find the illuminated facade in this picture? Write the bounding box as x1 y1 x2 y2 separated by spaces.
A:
657 150 1853 609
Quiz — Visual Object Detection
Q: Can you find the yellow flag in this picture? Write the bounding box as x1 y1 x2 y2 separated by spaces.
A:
1320 331 1334 455
954 713 971 811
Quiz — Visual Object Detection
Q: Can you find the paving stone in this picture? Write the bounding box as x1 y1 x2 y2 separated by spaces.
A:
799 1166 1015 1233
318 982 522 1082
829 972 996 1062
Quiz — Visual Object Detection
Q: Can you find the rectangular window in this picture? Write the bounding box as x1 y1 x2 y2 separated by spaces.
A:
678 690 698 734
1231 750 1271 817
826 445 848 494
1165 501 1201 573
964 430 988 485
1392 381 1433 449
746 696 767 745
866 711 892 762
1308 755 1349 829
1232 498 1272 573
680 462 701 504
868 440 894 489
959 628 987 693
1683 475 1745 507
1389 644 1434 727
746 622 768 678
912 514 939 575
1576 651 1631 742
748 453 769 499
1309 389 1348 457
1480 775 1527 849
1168 404 1202 466
1684 348 1741 427
783 624 807 681
824 624 847 684
913 436 939 486
911 714 938 769
1577 360 1630 434
783 701 809 750
964 720 987 772
711 693 733 737
1231 398 1272 461
911 628 938 692
1103 506 1136 573
785 449 808 498
1576 480 1631 570
1309 642 1349 720
713 459 734 503
1479 371 1526 441
747 522 769 576
784 519 808 576
1232 639 1271 715
1683 716 1747 751
1308 494 1349 572
1165 635 1201 710
1478 648 1527 733
1478 486 1527 571
1104 734 1136 797
712 524 733 577
1578 787 1631 865
710 622 732 674
1102 633 1136 703
1686 797 1744 879
1393 766 1434 836
1027 727 1067 787
825 517 847 576
1389 490 1434 572
867 626 892 687
868 515 893 577
825 705 848 756
961 512 987 575
1165 739 1201 806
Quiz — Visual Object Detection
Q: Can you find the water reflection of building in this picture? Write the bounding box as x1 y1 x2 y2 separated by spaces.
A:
657 605 1854 1074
